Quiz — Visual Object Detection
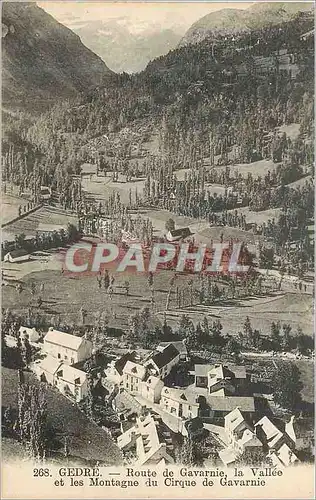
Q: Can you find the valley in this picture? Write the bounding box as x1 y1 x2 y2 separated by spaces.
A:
1 1 314 475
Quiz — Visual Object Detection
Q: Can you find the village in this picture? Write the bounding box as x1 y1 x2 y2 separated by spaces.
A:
1 317 312 469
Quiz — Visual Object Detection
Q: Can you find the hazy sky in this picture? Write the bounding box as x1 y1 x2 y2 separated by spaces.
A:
38 2 254 30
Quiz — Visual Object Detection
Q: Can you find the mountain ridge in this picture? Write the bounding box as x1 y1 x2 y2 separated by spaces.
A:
180 2 314 46
2 2 113 112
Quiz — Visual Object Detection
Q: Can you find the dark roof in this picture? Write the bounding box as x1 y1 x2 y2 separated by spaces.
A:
114 351 137 375
169 227 193 238
8 249 30 258
151 344 179 369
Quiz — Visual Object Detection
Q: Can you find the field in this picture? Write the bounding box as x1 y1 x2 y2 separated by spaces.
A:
2 205 78 241
82 172 146 205
211 159 280 178
2 264 313 336
2 367 122 465
2 194 28 225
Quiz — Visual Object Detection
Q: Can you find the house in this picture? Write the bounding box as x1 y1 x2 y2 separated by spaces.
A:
156 341 188 361
117 414 174 466
122 361 147 393
35 356 88 402
160 386 199 419
144 343 180 378
225 408 252 445
254 416 296 453
285 416 314 453
4 249 30 263
166 227 193 242
36 355 62 385
208 365 237 396
268 443 299 468
140 375 164 404
39 186 52 201
43 329 93 365
106 351 137 383
193 363 248 395
55 364 88 402
200 395 256 422
19 326 40 343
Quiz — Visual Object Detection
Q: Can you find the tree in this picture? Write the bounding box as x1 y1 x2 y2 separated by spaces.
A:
17 382 48 460
235 448 271 467
165 218 175 232
259 246 274 269
225 337 241 361
175 437 203 467
271 321 281 351
273 363 303 410
23 336 32 368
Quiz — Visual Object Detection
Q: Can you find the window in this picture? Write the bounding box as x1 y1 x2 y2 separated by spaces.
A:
71 358 74 364
57 353 61 359
64 355 68 360
188 405 192 410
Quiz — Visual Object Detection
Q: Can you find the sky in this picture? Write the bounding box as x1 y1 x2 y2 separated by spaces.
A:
38 2 254 31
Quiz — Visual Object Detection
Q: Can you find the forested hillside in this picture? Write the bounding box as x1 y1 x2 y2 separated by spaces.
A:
2 2 113 112
2 10 314 269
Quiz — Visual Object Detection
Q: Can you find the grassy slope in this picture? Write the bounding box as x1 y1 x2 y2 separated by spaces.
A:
2 367 122 465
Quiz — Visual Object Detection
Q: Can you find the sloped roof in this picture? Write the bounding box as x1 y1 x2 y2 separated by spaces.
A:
123 361 146 380
195 364 212 377
269 443 299 467
239 429 262 447
161 387 198 406
56 364 87 386
224 408 245 430
44 329 91 351
158 341 188 356
19 326 38 336
7 249 30 258
114 351 137 375
207 396 255 413
38 355 62 375
150 344 179 369
255 416 283 447
169 228 193 238
144 375 164 389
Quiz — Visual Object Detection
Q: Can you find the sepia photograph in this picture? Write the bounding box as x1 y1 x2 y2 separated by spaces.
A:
1 1 314 498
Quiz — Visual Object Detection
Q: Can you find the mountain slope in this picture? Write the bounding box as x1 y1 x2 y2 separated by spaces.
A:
72 18 182 73
180 2 314 46
2 2 113 111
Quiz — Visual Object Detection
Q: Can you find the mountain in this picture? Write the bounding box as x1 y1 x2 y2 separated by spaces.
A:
71 17 183 73
180 2 314 46
2 2 113 111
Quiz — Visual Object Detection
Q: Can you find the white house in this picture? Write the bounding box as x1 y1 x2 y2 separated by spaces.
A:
193 363 248 395
144 343 180 379
268 443 299 468
4 249 30 263
160 387 199 419
122 361 147 393
43 329 93 365
117 414 174 466
55 364 88 402
19 326 40 343
140 375 164 404
36 356 88 402
36 355 62 385
105 351 137 384
219 408 263 466
166 228 193 242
